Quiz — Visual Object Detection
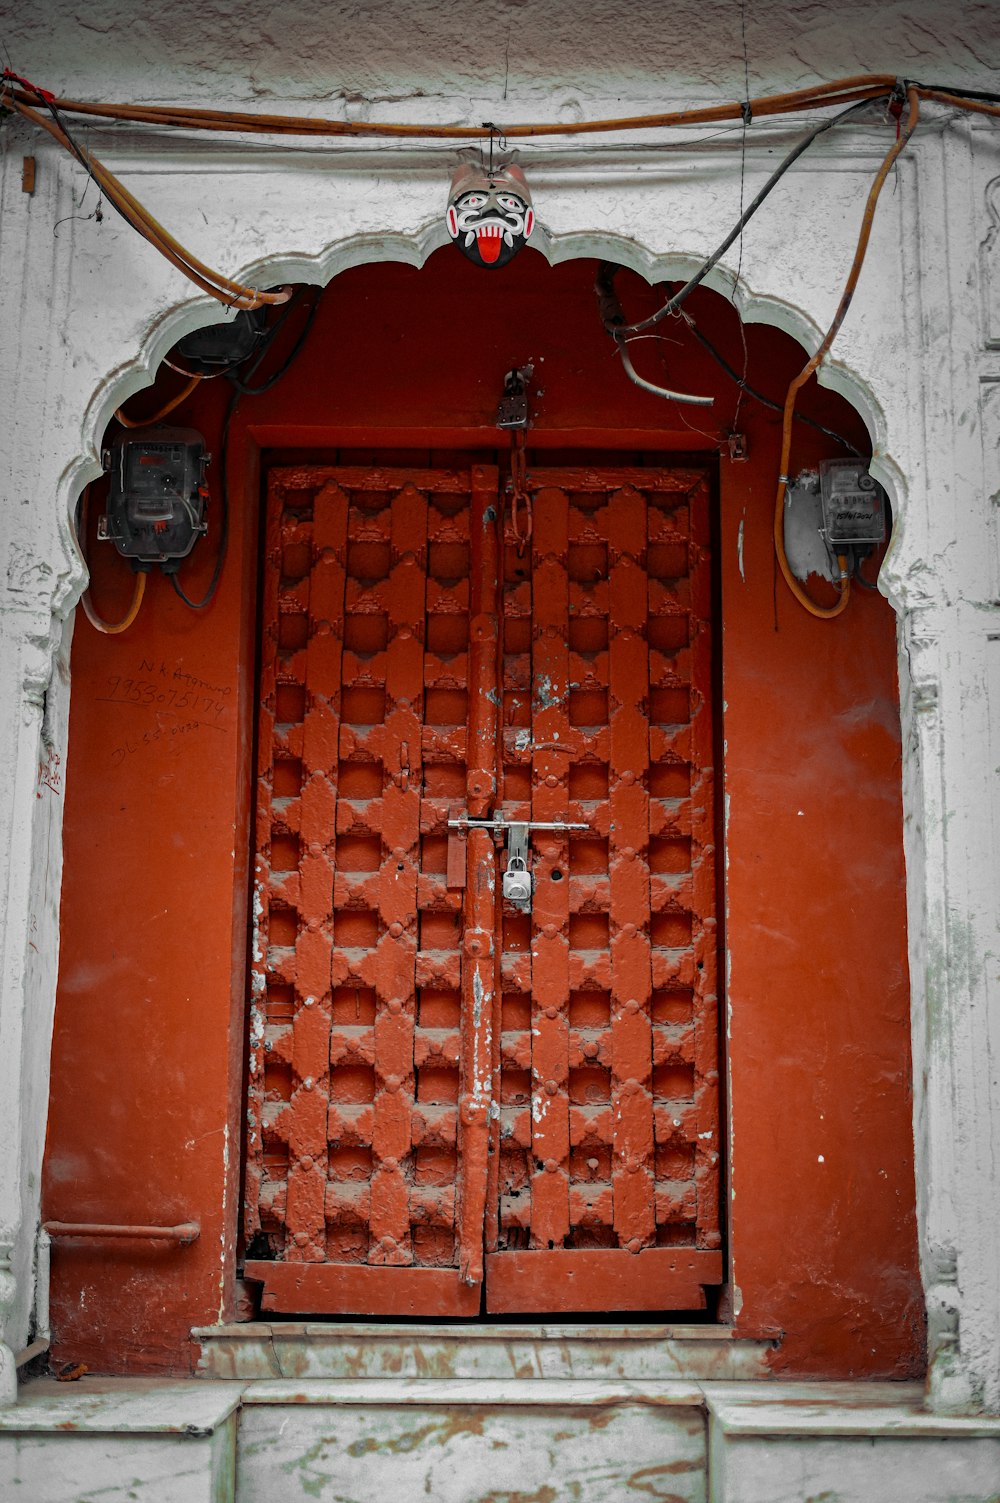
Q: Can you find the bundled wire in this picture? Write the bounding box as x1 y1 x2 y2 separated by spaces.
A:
3 67 991 621
1 69 994 316
3 76 290 310
3 71 900 139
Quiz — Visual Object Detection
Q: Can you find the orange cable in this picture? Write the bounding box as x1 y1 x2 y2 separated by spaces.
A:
77 489 148 635
773 86 920 620
7 74 899 138
916 89 1000 120
114 372 202 428
81 569 146 634
9 98 290 310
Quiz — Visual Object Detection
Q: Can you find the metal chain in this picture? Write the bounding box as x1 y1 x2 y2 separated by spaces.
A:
509 428 532 554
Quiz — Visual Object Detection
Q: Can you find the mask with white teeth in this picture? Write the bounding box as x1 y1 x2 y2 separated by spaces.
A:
446 163 535 269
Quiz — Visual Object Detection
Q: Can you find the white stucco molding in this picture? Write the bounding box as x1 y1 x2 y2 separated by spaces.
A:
1 110 999 1408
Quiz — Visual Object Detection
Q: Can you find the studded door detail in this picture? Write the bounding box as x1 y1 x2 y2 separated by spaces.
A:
484 469 722 1312
244 466 498 1315
243 462 721 1316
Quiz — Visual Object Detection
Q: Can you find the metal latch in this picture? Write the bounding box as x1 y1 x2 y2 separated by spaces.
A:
448 816 589 915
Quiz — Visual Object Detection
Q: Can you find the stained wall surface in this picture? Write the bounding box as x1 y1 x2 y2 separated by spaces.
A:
45 251 922 1376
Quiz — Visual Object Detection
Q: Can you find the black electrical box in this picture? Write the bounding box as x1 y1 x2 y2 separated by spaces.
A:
100 426 209 566
173 309 265 373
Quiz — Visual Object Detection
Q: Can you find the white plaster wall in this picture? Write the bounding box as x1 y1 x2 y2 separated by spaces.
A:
3 0 997 113
1 0 999 1412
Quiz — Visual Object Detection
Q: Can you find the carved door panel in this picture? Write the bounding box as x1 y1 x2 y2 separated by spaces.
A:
484 469 722 1312
243 463 721 1317
244 465 499 1316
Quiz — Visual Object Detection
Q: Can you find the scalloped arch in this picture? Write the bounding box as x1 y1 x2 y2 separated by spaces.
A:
59 223 907 615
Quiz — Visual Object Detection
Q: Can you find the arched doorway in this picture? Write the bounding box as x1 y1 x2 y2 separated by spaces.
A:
45 247 920 1372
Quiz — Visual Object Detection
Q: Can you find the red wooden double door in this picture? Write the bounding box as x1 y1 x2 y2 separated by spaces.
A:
243 461 722 1316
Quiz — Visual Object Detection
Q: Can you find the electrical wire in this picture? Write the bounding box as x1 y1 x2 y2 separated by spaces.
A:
114 372 203 428
4 72 900 139
77 487 148 634
163 356 231 380
851 550 880 590
913 83 1000 104
168 290 319 609
596 96 877 340
616 336 714 406
4 84 291 311
81 569 147 634
677 312 859 451
169 387 237 611
3 70 995 317
773 85 920 620
226 288 321 394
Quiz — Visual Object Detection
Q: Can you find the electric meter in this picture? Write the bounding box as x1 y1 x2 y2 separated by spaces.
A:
819 459 887 548
100 426 210 567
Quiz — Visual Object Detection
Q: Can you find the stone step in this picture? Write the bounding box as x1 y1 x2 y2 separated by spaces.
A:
705 1381 1000 1503
0 1379 240 1503
8 1374 1000 1503
193 1320 774 1382
236 1377 708 1503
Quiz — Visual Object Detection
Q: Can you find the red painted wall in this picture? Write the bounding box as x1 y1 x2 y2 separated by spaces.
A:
45 250 923 1376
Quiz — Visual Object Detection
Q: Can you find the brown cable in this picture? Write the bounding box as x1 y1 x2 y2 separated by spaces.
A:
9 97 290 310
6 75 992 321
916 89 1000 120
114 372 202 428
8 74 899 139
773 85 920 619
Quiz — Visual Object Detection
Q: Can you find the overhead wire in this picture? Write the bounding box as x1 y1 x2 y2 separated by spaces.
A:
4 72 900 139
4 83 291 310
677 312 859 451
1 70 993 319
4 68 991 621
772 84 920 620
596 95 876 341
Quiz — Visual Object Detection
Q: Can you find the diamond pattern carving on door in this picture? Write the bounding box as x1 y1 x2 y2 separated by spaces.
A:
243 463 721 1315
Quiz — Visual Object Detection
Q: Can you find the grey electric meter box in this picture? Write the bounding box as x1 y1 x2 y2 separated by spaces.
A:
819 459 887 547
100 426 210 566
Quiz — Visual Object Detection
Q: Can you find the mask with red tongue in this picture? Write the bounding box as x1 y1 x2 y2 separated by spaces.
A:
446 163 535 269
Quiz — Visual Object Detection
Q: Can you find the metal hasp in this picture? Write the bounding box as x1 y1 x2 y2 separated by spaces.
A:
448 816 591 916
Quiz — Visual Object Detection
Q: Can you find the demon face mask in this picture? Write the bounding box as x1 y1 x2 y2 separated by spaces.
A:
446 163 535 269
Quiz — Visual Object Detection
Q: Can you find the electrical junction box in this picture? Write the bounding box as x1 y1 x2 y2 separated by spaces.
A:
819 459 887 547
174 308 265 372
100 426 209 566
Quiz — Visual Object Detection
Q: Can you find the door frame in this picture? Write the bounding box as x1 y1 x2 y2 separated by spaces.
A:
236 433 728 1320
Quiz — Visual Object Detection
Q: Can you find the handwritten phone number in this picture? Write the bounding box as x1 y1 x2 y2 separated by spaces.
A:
105 677 227 720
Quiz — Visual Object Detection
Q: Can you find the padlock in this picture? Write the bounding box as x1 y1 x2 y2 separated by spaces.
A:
503 856 533 909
